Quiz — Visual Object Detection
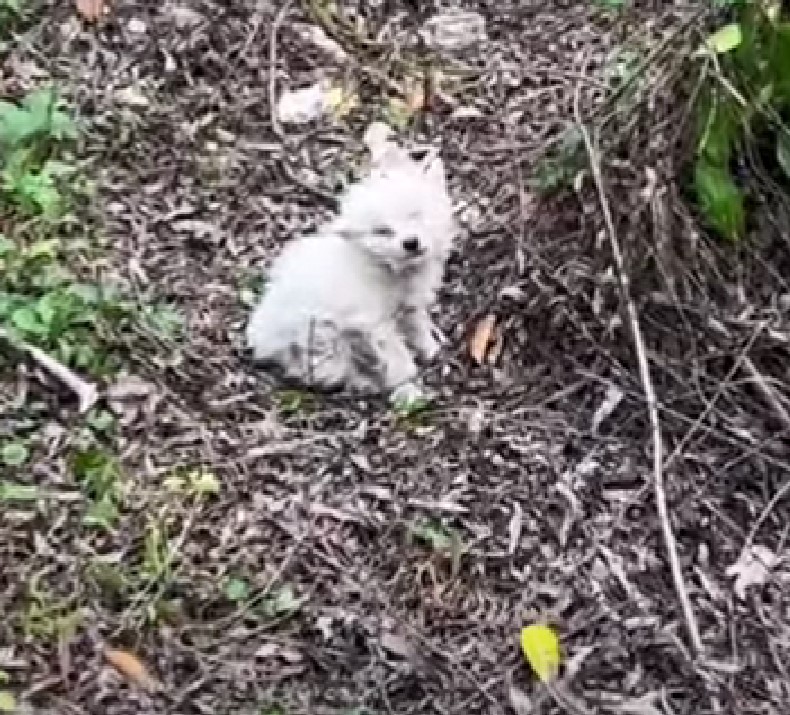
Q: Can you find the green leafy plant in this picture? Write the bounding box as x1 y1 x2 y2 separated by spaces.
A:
0 0 26 30
595 0 627 9
0 481 40 502
85 559 130 599
21 577 81 640
409 519 465 575
71 446 123 530
530 127 586 195
141 519 174 583
0 87 78 217
409 520 459 551
223 576 251 603
692 0 790 240
259 704 288 715
275 389 316 416
392 393 433 429
238 273 266 308
163 466 221 498
1 441 28 467
0 232 179 374
258 583 304 619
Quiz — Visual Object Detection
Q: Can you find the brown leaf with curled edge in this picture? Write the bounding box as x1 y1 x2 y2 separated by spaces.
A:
104 648 158 692
469 313 496 365
75 0 106 22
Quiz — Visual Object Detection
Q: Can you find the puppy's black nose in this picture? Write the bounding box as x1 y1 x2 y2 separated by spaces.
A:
402 237 420 254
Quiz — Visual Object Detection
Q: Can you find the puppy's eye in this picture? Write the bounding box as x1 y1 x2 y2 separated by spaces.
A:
371 225 395 238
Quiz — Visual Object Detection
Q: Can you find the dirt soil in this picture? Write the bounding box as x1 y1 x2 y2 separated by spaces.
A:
2 1 790 714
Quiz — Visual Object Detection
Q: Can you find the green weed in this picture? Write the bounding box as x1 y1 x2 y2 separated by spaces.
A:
0 481 40 502
258 584 303 619
409 520 459 551
275 389 316 416
141 519 174 584
530 127 586 195
223 575 252 603
259 705 288 715
0 87 78 218
163 466 221 498
222 577 304 620
595 0 627 9
0 232 180 374
0 0 29 49
238 273 266 308
85 560 130 599
409 519 464 575
392 394 433 429
1 440 28 467
692 1 790 240
22 579 80 640
71 446 123 530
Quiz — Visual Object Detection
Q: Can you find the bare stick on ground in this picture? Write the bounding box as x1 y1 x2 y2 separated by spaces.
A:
1 330 98 413
572 80 704 656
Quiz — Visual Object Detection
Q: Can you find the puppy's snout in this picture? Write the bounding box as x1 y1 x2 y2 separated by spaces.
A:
402 236 420 254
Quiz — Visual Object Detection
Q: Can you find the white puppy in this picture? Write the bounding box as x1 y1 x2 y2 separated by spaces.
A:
246 142 456 402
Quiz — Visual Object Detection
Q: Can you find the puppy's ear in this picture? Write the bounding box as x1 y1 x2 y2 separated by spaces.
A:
363 121 394 162
330 215 364 241
421 152 447 190
373 144 412 175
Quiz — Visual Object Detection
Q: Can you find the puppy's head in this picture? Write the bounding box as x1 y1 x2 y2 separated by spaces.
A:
332 146 457 273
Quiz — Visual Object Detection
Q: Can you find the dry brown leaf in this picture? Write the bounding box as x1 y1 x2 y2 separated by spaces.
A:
104 648 158 691
75 0 106 22
469 313 496 365
405 84 425 113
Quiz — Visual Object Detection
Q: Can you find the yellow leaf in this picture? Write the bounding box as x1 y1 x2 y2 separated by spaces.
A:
521 624 561 682
105 647 158 691
469 313 496 365
706 23 742 54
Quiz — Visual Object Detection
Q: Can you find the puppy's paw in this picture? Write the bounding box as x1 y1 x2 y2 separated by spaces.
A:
416 332 442 362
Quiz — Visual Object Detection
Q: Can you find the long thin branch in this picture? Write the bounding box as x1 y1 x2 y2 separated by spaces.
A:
572 84 704 656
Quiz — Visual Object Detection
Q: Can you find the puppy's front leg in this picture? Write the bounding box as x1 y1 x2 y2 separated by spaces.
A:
369 323 424 403
400 306 442 362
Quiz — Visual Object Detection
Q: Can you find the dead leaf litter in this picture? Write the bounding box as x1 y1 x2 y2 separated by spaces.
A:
2 1 790 714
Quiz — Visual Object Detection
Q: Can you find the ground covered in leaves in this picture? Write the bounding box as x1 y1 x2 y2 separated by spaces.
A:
2 1 790 714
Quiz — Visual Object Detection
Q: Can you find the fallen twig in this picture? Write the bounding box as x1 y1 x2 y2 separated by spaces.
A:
268 0 294 139
744 477 790 550
1 330 98 413
572 73 704 656
662 323 763 472
742 356 790 433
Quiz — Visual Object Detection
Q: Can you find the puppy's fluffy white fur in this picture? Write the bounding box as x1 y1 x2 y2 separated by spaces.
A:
246 144 456 401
